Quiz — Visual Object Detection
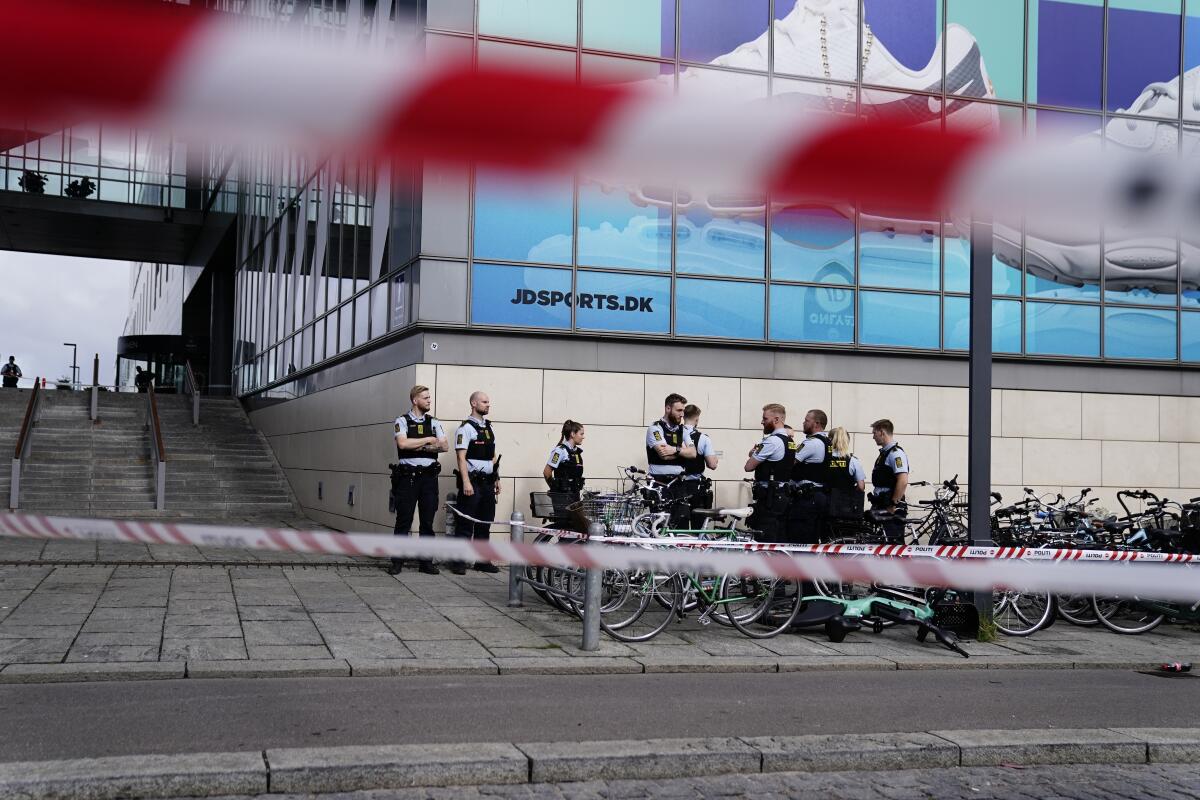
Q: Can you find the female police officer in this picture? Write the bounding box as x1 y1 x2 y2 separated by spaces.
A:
543 420 586 501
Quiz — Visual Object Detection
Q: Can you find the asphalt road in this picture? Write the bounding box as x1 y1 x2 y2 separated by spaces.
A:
1 669 1196 762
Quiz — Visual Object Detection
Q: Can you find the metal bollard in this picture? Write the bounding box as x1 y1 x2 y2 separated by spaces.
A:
508 511 525 607
581 522 605 651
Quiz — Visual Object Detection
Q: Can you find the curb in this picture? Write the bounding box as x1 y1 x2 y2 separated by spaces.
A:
1 729 1198 798
0 655 1193 684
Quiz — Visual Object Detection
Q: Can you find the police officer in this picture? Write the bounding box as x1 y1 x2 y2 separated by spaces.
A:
2 356 23 389
389 385 447 575
869 418 910 544
680 404 718 511
454 391 501 575
544 419 586 501
826 426 866 522
645 393 698 527
788 409 833 544
743 403 797 543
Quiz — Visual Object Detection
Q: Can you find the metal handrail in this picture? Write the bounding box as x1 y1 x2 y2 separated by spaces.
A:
89 354 99 421
183 360 200 426
145 384 167 511
9 378 43 510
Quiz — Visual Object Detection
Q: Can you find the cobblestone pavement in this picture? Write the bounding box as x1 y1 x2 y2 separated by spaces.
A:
215 763 1200 799
1 538 1198 669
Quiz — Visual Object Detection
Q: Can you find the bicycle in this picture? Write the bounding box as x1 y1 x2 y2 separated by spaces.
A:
788 585 969 657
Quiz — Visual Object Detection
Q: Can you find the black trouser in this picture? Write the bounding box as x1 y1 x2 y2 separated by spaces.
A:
1 377 17 388
786 488 830 546
683 477 714 514
456 473 497 562
750 483 791 543
391 468 438 568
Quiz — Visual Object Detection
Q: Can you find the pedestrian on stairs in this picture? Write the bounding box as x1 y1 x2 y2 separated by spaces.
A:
1 356 22 388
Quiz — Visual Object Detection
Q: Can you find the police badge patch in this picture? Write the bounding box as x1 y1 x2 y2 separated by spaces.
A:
394 423 401 433
551 452 561 465
653 430 663 442
457 433 465 445
894 457 903 468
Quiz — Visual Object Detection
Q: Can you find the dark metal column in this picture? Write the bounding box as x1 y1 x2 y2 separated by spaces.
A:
969 219 994 631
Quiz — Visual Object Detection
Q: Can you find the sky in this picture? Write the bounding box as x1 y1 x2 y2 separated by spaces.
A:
0 252 130 388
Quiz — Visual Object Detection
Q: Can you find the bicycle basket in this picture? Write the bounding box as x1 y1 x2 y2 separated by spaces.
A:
529 491 576 522
568 492 646 535
932 600 979 637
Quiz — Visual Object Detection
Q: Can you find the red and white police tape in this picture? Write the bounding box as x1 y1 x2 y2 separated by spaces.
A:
0 0 1158 227
0 512 1197 603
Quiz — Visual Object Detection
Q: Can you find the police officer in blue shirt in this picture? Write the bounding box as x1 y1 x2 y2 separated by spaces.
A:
544 419 586 501
869 418 910 544
744 403 796 542
789 408 835 544
454 391 501 575
646 393 698 526
680 404 719 511
389 385 447 575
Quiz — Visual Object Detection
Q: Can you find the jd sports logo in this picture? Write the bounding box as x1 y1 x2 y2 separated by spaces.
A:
510 290 654 313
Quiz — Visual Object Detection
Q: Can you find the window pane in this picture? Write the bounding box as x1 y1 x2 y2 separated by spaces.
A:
859 290 939 349
1029 0 1103 109
576 184 672 271
944 227 1024 296
679 0 769 65
370 281 387 339
947 0 1025 103
1182 311 1200 360
1107 1 1182 116
478 0 577 46
427 0 475 32
576 271 671 333
353 293 369 347
339 305 353 354
675 278 764 339
861 0 940 90
770 204 855 284
769 284 854 344
675 214 766 279
943 297 1023 353
390 271 409 330
1025 301 1099 357
859 215 939 291
474 170 574 263
1105 306 1177 360
582 0 675 58
772 1 860 82
470 263 572 329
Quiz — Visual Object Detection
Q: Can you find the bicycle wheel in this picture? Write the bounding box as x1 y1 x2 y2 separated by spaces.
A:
1091 595 1166 635
600 570 682 642
1056 593 1099 626
723 574 802 638
993 591 1055 636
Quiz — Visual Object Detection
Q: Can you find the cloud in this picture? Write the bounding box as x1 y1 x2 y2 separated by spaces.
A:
0 252 128 387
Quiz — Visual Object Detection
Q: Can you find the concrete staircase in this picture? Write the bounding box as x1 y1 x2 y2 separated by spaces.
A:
7 391 300 520
0 388 32 504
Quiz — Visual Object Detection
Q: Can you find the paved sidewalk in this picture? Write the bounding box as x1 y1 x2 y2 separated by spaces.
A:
1 537 1198 679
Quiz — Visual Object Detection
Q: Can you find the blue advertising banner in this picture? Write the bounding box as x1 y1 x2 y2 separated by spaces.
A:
676 278 764 340
471 264 670 333
770 284 854 344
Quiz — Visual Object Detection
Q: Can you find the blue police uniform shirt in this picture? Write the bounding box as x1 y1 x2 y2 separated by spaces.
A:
794 431 830 486
847 453 866 484
546 441 579 469
394 412 445 467
646 419 686 476
870 442 909 497
751 428 788 463
455 416 495 474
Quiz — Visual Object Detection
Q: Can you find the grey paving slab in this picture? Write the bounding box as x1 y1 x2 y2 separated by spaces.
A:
66 644 161 663
237 605 311 621
519 737 760 783
241 620 324 645
71 631 162 647
384 621 473 640
266 742 528 793
161 638 248 661
747 732 959 772
0 624 82 639
186 658 350 679
486 646 567 659
0 662 184 683
349 658 499 676
493 657 643 675
1114 727 1200 763
245 644 332 660
164 613 241 628
0 637 73 662
0 751 266 799
933 728 1147 766
406 639 493 659
323 638 413 660
162 624 243 639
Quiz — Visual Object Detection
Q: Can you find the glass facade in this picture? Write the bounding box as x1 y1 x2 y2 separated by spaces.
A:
233 0 1200 396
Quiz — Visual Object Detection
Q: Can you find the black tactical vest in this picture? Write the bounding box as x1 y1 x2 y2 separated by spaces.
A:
397 414 437 459
550 444 585 492
792 432 831 484
753 432 797 482
462 418 496 462
872 444 905 493
646 420 684 466
680 428 706 476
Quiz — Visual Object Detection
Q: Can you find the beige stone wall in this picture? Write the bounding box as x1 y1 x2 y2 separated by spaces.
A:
249 366 1200 534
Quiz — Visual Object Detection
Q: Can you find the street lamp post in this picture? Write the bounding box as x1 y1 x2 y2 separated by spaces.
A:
63 342 78 389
